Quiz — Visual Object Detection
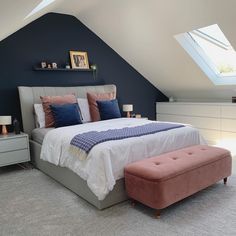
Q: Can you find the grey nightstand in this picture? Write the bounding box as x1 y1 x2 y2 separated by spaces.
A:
0 133 30 167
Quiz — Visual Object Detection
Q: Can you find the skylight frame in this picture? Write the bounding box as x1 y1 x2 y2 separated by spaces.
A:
175 25 236 85
191 29 230 50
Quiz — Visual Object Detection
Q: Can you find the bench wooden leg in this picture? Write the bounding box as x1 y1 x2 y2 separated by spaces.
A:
224 177 228 185
156 209 161 219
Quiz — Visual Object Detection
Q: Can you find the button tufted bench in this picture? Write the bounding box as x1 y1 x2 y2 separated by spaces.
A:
124 145 232 218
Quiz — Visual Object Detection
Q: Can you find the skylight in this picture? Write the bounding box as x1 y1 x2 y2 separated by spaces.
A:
25 0 56 19
175 24 236 85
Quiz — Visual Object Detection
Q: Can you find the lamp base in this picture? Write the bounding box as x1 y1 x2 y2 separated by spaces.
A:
127 111 131 118
2 125 8 135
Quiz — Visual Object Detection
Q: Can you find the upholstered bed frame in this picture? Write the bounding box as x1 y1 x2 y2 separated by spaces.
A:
18 84 127 209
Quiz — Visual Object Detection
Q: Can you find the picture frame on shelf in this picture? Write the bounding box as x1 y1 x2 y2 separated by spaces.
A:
70 51 89 69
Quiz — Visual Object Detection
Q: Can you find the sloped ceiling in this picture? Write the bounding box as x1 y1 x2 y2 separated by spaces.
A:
2 0 236 101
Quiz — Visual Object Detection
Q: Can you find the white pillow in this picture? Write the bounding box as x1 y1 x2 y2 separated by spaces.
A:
34 104 45 128
77 98 91 123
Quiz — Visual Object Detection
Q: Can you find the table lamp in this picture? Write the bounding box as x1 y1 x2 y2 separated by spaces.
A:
123 104 133 118
0 116 12 135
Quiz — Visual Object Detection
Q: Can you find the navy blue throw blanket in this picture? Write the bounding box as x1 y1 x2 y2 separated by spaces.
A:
70 122 185 153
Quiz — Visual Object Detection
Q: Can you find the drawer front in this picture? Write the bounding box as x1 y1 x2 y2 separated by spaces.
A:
156 103 220 117
221 105 236 119
156 114 220 130
221 131 236 140
0 137 28 153
221 119 236 132
0 149 30 167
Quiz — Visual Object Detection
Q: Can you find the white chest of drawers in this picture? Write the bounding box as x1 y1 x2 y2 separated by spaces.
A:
156 102 236 147
0 133 30 167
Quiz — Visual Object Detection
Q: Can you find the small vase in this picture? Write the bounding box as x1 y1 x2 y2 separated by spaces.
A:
13 118 20 134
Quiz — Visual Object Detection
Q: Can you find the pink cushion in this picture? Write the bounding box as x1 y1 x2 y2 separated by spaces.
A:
40 94 77 127
125 145 232 209
87 92 116 122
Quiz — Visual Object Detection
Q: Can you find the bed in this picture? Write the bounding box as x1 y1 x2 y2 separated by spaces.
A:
18 84 205 209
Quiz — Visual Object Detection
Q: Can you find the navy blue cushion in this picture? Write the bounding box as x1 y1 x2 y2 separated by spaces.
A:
97 99 121 120
50 103 82 128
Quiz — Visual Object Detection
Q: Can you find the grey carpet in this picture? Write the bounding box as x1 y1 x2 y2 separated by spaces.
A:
0 161 235 236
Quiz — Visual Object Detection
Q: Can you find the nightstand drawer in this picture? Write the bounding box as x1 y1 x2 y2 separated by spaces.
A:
0 137 28 153
0 149 30 167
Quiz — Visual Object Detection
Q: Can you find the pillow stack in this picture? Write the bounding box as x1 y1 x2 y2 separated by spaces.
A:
40 94 78 128
34 90 122 129
87 92 121 121
87 92 116 121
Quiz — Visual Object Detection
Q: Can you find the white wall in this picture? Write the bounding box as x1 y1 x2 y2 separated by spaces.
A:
56 0 236 101
0 0 62 41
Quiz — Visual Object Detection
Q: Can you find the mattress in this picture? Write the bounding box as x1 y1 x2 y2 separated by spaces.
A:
31 128 54 144
40 118 206 201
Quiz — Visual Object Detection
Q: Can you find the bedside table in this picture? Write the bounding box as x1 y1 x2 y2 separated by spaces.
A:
0 133 30 167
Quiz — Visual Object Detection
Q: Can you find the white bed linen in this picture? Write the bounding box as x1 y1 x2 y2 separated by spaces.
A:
40 118 206 200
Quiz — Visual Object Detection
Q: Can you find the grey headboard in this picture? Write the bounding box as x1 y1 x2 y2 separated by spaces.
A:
18 84 116 137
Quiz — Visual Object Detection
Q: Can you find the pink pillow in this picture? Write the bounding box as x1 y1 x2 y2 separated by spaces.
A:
40 94 77 127
87 92 116 122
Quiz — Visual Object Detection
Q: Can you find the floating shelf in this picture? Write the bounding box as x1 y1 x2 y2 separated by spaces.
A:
33 67 94 72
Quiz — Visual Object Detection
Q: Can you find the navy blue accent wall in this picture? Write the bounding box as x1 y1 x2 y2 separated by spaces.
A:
0 13 167 128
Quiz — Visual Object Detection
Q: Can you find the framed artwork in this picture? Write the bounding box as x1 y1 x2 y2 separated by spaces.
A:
70 51 89 69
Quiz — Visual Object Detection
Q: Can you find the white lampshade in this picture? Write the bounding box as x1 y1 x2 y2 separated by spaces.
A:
0 116 12 125
123 104 133 112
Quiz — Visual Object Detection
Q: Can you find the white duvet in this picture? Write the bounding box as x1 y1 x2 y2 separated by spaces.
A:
40 118 206 200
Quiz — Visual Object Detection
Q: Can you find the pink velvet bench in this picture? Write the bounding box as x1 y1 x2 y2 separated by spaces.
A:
124 145 232 218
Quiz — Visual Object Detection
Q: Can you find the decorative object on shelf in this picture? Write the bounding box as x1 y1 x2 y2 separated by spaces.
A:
65 63 71 69
33 67 93 72
0 116 12 135
90 64 97 79
70 51 89 69
90 64 97 70
123 104 133 118
169 96 174 102
13 118 20 134
47 64 52 69
232 97 236 103
41 62 47 68
52 62 57 69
